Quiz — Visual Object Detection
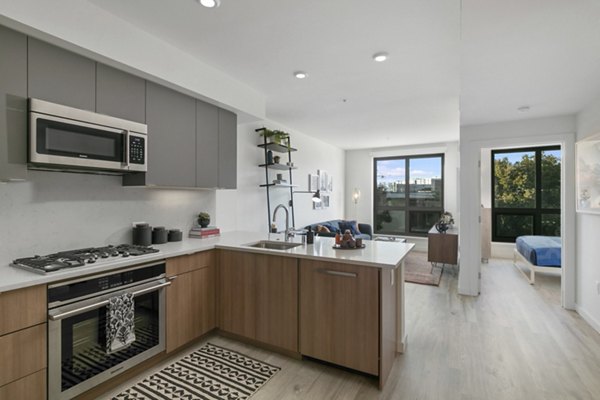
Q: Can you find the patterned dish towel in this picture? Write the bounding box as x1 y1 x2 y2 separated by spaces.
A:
106 292 136 354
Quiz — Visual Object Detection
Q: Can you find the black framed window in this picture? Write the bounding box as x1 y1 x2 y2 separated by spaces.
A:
374 154 444 236
492 146 561 242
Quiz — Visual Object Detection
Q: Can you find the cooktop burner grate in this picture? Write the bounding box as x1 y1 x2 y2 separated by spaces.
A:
12 244 160 274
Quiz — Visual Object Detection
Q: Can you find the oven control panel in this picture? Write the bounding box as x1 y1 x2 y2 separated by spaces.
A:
48 263 165 305
98 271 134 291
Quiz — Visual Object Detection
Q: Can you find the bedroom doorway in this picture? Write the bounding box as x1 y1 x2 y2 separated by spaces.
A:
480 142 568 307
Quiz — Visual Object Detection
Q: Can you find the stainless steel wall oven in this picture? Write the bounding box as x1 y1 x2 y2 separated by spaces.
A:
47 262 169 400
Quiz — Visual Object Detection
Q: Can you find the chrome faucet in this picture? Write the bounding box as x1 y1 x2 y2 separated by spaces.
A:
272 204 293 241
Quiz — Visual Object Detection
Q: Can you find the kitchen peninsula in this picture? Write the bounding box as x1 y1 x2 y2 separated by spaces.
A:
0 232 413 397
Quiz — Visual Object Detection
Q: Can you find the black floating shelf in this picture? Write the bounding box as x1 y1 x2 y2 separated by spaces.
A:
259 183 299 188
257 142 297 153
258 163 297 170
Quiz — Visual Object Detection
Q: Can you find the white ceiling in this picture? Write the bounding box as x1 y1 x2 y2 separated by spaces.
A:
88 0 600 148
89 0 460 149
461 0 600 126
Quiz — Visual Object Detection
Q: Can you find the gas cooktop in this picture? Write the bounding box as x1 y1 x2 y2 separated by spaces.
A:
11 244 160 274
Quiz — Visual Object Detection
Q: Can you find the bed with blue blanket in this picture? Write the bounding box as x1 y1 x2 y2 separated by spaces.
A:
513 236 561 284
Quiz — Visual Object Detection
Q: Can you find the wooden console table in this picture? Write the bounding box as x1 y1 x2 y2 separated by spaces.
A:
427 225 458 265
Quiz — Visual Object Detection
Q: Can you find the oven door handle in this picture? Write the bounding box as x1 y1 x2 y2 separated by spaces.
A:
48 280 171 321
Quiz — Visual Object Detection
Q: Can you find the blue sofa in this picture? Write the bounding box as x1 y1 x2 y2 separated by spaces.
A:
305 219 373 240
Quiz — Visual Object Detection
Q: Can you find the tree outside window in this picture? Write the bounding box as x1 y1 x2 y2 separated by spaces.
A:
492 146 561 242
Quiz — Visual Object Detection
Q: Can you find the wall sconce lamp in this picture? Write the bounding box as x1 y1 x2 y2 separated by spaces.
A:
352 188 361 204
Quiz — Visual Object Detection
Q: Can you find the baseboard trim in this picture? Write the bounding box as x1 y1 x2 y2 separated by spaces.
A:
396 333 408 354
576 305 600 334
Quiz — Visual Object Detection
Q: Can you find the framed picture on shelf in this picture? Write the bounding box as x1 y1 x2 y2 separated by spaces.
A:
576 133 600 214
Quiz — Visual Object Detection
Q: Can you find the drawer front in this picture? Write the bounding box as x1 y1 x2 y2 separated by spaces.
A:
167 250 215 276
0 369 46 400
0 324 47 387
0 285 46 336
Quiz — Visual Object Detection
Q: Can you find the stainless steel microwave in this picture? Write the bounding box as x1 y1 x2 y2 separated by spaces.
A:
29 98 148 173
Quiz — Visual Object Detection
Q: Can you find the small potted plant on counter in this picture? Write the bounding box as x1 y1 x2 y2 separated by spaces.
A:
198 212 211 228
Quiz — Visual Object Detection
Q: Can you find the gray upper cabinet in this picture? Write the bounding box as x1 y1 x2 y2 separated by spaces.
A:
144 82 196 187
0 26 28 182
218 108 237 189
196 100 219 188
28 38 96 111
96 64 146 123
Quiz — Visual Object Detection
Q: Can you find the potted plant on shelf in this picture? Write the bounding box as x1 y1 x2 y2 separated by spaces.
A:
198 212 210 228
257 128 290 148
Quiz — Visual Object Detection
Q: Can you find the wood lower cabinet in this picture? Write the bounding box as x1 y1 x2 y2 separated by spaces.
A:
0 284 47 398
300 259 379 376
166 251 216 353
0 369 46 400
0 284 46 336
218 251 257 340
0 323 46 388
218 250 298 352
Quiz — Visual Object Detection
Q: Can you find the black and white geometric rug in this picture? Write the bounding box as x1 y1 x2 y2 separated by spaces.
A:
113 343 281 400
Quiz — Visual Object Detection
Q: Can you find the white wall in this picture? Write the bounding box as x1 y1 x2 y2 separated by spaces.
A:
0 171 215 264
216 120 345 234
459 116 576 304
0 121 344 266
575 96 600 333
344 142 459 252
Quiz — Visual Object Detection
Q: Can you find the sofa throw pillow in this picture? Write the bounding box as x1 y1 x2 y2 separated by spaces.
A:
339 220 361 236
322 222 339 232
324 220 340 232
316 224 330 233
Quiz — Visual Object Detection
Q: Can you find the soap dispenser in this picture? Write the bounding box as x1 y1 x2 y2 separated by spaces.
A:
307 226 314 244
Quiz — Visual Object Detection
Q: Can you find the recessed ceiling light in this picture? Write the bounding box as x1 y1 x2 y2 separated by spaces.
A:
294 71 308 79
198 0 220 8
517 105 531 112
372 52 389 62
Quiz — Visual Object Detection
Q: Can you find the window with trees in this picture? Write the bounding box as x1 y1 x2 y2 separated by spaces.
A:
492 146 561 242
374 154 444 236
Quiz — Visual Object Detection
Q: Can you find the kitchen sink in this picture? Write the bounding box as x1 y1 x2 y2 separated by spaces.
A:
244 240 302 250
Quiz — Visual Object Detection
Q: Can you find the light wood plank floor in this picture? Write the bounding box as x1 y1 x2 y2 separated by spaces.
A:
104 259 600 400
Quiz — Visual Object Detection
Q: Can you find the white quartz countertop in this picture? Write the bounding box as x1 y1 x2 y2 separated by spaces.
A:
0 231 414 293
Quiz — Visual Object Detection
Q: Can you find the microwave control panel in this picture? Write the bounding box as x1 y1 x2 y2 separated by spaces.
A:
129 136 145 164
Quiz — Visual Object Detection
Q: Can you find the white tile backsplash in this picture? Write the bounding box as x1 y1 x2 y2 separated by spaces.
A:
0 170 215 261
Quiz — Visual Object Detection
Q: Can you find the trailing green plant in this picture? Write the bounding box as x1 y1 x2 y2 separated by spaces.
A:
257 128 290 148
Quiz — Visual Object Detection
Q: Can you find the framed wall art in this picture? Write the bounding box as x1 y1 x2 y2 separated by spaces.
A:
308 174 320 192
576 133 600 214
318 169 329 192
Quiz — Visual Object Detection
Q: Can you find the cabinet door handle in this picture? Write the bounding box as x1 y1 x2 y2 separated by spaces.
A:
317 269 357 278
168 275 178 281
